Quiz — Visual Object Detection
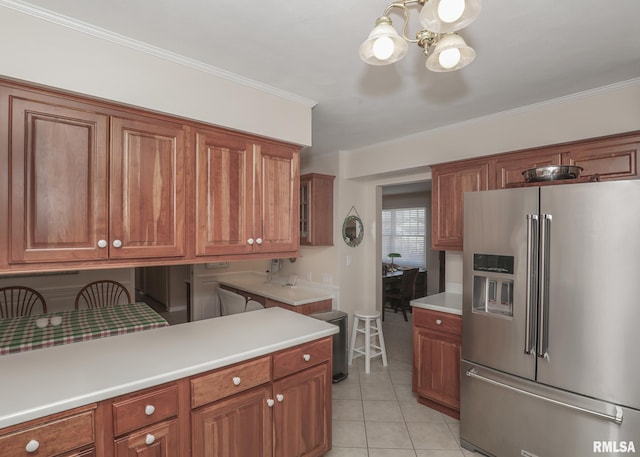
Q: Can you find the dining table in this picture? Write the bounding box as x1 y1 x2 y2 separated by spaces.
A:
0 302 169 356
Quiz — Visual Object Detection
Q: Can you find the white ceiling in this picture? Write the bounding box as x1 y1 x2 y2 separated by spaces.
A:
13 0 640 156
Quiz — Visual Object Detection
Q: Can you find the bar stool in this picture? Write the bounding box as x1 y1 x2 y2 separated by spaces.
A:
348 309 388 374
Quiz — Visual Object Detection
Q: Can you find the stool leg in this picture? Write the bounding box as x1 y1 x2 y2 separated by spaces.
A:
376 317 388 367
348 316 359 366
364 317 371 374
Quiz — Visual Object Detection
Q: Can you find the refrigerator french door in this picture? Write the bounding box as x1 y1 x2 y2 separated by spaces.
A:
461 180 640 457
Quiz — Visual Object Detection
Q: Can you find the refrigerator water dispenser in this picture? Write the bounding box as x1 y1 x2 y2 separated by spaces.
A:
472 254 514 317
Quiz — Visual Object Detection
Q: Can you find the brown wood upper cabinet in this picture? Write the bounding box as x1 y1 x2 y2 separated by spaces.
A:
431 158 489 251
7 90 186 265
300 173 335 246
431 132 640 251
194 128 300 257
1 78 301 273
8 94 110 264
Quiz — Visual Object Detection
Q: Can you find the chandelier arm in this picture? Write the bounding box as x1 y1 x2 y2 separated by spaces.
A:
382 2 419 43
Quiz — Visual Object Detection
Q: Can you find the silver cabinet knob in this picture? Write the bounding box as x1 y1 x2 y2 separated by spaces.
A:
145 404 155 416
233 376 241 386
112 239 123 248
303 354 311 362
145 434 155 445
25 440 40 453
267 398 275 407
276 394 284 402
256 237 263 245
436 319 442 325
97 239 107 248
247 238 255 245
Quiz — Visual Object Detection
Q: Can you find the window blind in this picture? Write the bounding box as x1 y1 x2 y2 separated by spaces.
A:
382 207 426 269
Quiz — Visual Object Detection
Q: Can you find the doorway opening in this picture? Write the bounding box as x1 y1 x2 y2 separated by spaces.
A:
379 181 443 322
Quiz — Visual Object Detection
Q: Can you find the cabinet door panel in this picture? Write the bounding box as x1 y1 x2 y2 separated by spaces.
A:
564 135 639 181
9 96 108 263
431 161 488 251
493 148 564 188
191 386 273 457
114 419 179 457
110 117 185 259
194 130 253 256
413 327 461 411
272 363 330 457
254 143 299 253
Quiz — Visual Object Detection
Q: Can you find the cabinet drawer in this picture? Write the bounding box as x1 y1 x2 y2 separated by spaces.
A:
414 308 462 335
273 337 332 380
112 384 178 437
191 356 271 408
0 407 94 456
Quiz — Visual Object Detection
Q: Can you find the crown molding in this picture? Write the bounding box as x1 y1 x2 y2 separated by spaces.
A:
0 0 318 108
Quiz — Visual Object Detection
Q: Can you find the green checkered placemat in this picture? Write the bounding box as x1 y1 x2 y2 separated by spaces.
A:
0 303 169 355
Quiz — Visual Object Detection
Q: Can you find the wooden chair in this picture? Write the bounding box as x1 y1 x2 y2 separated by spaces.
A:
414 270 428 299
0 286 47 318
75 280 132 310
384 268 419 322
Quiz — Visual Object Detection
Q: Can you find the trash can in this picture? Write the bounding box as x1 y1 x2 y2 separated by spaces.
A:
310 310 348 383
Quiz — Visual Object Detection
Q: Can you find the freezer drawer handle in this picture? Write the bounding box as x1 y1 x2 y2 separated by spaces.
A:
466 368 624 424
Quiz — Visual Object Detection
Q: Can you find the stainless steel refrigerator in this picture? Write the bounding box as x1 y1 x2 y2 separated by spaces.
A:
461 179 640 457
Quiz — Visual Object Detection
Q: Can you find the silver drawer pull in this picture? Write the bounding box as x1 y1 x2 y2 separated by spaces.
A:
303 354 311 362
145 434 155 445
436 319 442 325
25 440 40 453
144 404 155 416
233 376 241 386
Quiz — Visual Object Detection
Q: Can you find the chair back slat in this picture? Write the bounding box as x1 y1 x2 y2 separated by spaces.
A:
75 280 131 309
0 286 48 318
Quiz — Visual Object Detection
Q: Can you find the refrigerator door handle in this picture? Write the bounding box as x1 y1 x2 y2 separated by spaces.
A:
525 214 538 355
466 368 624 424
537 213 552 359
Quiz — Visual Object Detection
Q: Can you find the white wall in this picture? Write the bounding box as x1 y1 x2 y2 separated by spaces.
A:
0 5 313 147
0 268 134 313
344 81 640 179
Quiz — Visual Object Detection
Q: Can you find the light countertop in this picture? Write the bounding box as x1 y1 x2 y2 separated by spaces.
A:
217 273 334 306
0 307 338 429
411 292 462 315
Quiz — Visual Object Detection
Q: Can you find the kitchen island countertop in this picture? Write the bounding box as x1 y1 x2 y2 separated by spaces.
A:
217 273 335 306
411 292 462 315
0 307 338 429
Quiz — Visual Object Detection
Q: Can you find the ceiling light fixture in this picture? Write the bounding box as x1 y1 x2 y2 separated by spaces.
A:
360 0 480 71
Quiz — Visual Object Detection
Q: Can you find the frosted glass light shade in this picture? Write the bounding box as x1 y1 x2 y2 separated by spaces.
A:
359 17 409 65
426 33 476 71
419 0 481 33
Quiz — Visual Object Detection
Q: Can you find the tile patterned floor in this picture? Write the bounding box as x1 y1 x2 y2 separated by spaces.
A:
328 310 475 457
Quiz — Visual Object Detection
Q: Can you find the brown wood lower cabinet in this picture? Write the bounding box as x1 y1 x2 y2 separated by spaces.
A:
191 386 273 457
412 308 462 419
219 284 332 316
114 419 179 457
0 404 96 457
272 363 330 457
191 338 332 457
0 338 332 457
